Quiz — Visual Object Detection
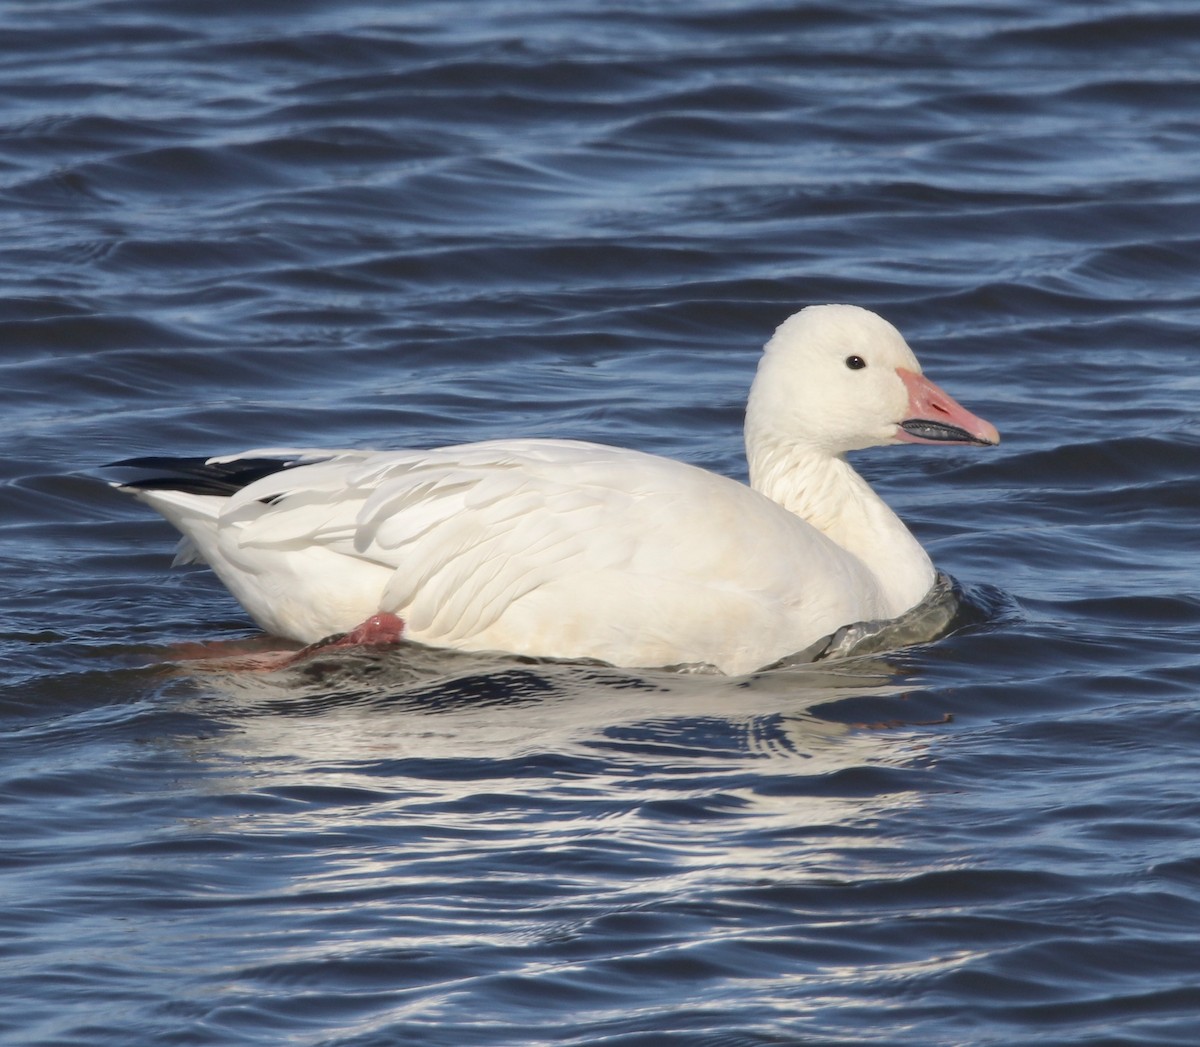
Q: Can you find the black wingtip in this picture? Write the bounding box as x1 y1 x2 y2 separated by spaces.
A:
106 455 306 497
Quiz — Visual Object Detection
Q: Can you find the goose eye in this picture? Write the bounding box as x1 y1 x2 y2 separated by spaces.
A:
845 355 866 371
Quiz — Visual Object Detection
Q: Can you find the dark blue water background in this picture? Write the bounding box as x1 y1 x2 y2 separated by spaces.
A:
2 2 1200 1044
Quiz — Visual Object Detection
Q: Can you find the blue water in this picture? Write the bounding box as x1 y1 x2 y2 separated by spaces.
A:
3 2 1200 1044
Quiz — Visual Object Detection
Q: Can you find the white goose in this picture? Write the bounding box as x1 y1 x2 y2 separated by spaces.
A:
111 305 997 674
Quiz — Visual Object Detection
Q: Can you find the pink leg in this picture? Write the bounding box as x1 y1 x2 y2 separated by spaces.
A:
170 636 296 662
338 612 407 646
170 613 407 672
283 612 408 664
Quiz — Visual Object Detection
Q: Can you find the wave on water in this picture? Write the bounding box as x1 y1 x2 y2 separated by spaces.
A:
3 0 1200 1044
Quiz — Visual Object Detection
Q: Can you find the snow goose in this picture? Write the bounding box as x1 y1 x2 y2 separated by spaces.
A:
109 304 998 674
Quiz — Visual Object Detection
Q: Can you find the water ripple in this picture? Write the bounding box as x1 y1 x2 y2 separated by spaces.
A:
3 0 1200 1044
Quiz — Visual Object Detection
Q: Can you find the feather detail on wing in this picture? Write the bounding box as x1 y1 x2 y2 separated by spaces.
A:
170 438 888 666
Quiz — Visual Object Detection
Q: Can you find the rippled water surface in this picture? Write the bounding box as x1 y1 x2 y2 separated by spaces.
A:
3 2 1200 1044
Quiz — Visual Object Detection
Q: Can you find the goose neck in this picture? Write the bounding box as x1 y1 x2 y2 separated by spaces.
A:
746 436 935 616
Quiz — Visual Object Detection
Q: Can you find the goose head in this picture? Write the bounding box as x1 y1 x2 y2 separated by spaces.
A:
745 304 999 459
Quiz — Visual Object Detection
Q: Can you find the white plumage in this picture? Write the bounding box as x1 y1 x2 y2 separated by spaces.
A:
112 305 998 674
